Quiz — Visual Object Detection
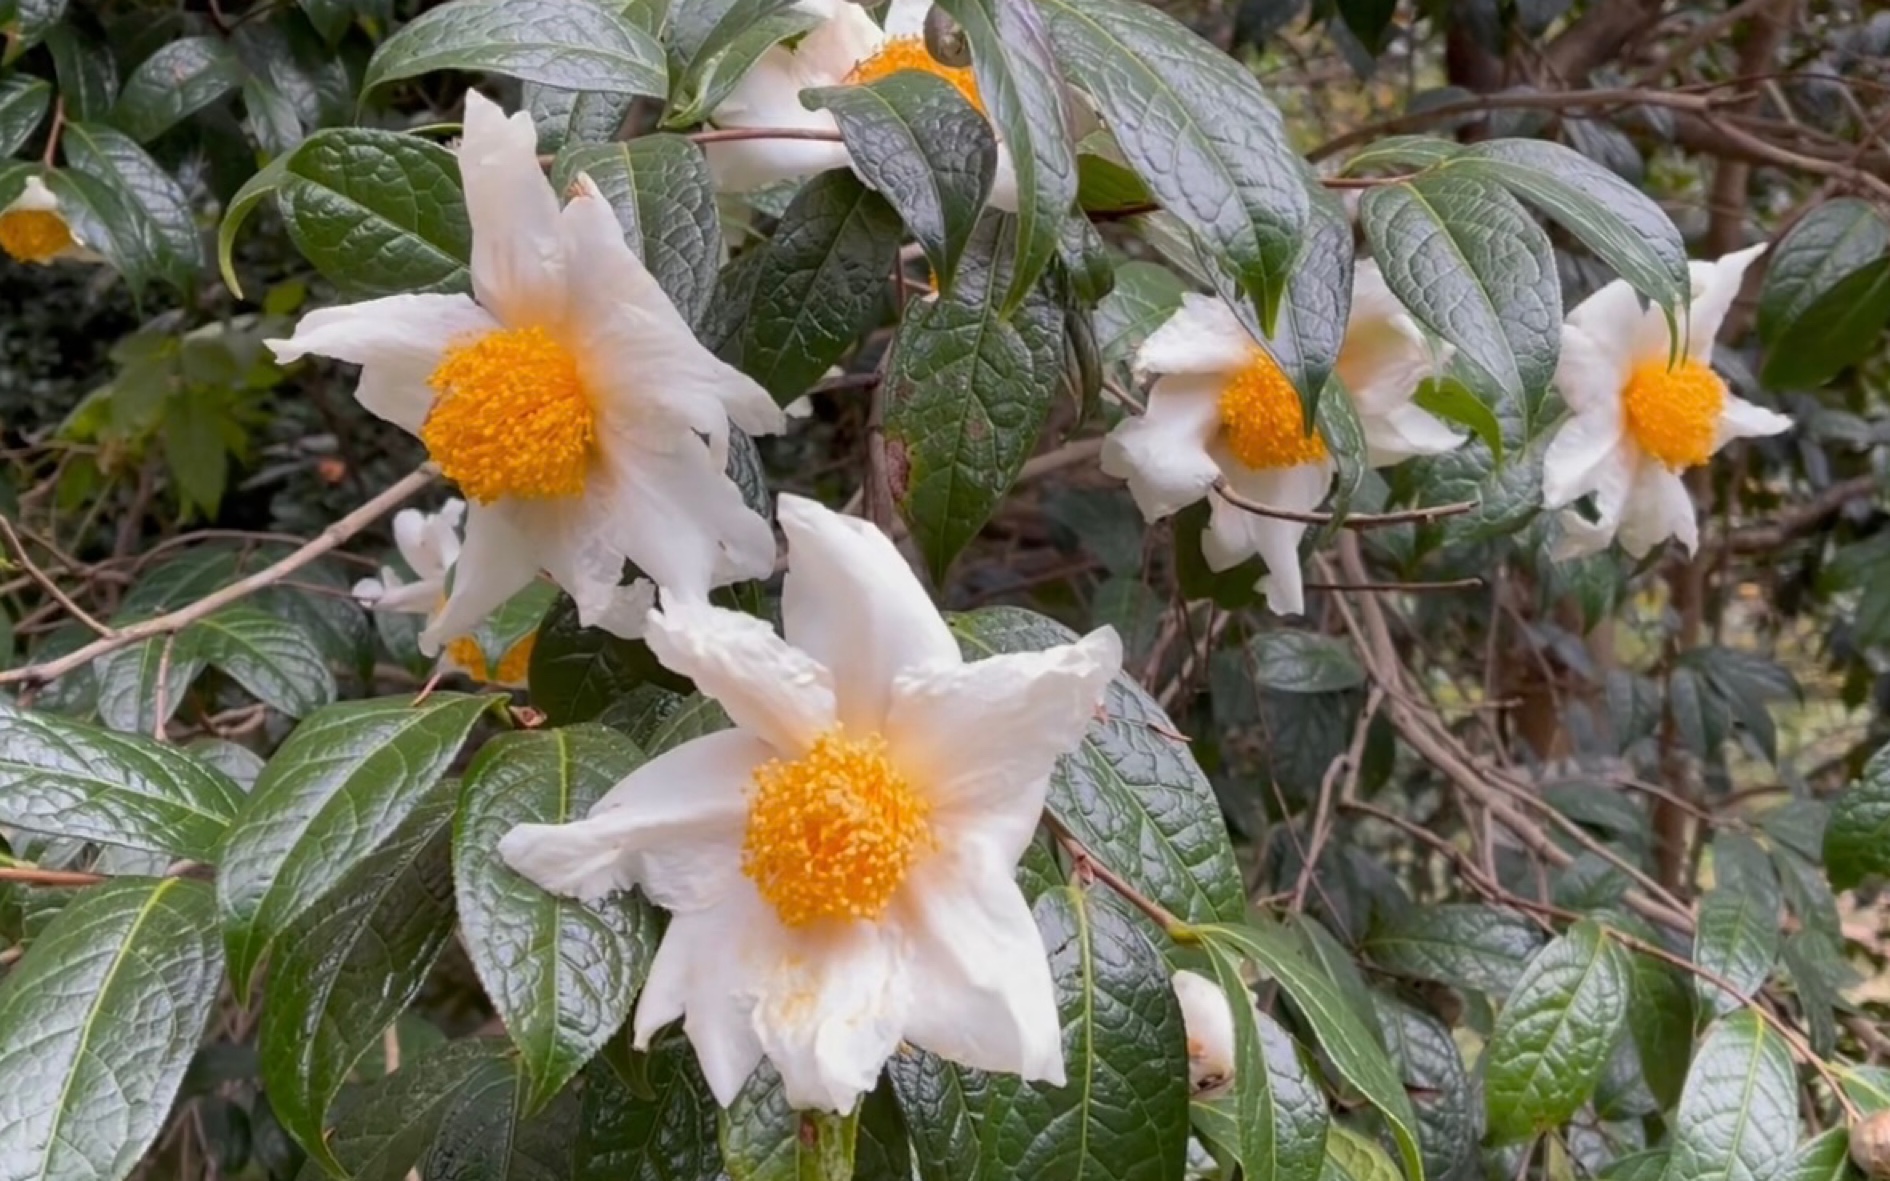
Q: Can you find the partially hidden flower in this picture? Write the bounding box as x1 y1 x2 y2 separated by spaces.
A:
704 0 1018 209
1543 244 1791 560
0 177 104 266
1171 969 1238 1100
498 494 1122 1113
267 92 784 652
1101 261 1462 615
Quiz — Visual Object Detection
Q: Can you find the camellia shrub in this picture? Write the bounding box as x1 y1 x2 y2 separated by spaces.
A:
1 0 1888 1179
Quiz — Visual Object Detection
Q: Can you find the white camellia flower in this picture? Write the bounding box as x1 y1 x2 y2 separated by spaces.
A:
1171 969 1238 1100
1101 261 1461 615
267 92 784 652
0 176 105 266
705 0 1018 209
1543 244 1792 559
498 494 1121 1113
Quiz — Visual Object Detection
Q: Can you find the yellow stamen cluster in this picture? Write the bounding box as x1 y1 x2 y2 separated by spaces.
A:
1219 350 1327 471
1621 357 1725 471
847 36 985 115
0 210 75 264
445 631 537 686
423 326 595 503
743 728 933 928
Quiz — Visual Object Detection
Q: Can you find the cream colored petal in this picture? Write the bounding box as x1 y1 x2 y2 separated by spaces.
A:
645 597 838 755
1554 322 1632 417
1362 401 1464 468
777 494 961 733
752 920 910 1113
1541 407 1626 510
7 175 60 213
1618 461 1697 557
883 0 933 37
633 887 776 1105
393 503 462 582
498 729 765 909
1214 461 1331 616
1099 375 1224 521
367 574 439 616
886 626 1119 862
1714 392 1793 449
1134 293 1254 380
266 294 498 434
794 1 887 82
459 91 565 329
1565 276 1670 368
894 845 1064 1085
705 137 856 194
1550 445 1635 561
421 500 542 655
987 143 1019 213
595 438 778 599
1172 969 1237 1096
1684 244 1767 363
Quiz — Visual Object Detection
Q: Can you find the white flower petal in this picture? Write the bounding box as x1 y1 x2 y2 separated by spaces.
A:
392 505 455 581
645 597 838 754
777 494 962 732
706 136 856 194
1566 277 1670 370
1134 294 1255 380
600 439 778 598
1100 376 1223 521
1554 322 1632 417
1618 461 1697 557
894 845 1064 1085
883 0 933 37
459 91 566 329
633 888 776 1104
987 144 1019 213
1209 461 1330 616
421 500 542 655
351 574 389 606
1172 969 1237 1096
1361 400 1464 468
1541 407 1625 509
6 175 60 213
1550 446 1635 561
886 626 1120 861
1715 393 1793 447
498 729 766 909
1684 244 1766 362
793 1 887 82
752 921 910 1113
266 294 498 434
370 576 440 616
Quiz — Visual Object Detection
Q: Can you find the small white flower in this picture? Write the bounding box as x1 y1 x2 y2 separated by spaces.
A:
268 93 785 653
705 0 1019 210
352 499 466 615
1172 969 1239 1100
1101 263 1460 615
499 494 1121 1113
0 177 105 266
1543 245 1792 560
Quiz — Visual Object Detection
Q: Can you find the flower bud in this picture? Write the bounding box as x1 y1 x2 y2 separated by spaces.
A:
924 5 972 68
1851 1109 1890 1178
1172 969 1237 1100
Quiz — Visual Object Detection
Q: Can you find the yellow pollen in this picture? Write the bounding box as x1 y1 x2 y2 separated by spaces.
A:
846 36 985 115
445 631 536 686
743 728 933 928
422 326 595 503
1621 357 1726 471
0 210 75 264
1218 349 1327 470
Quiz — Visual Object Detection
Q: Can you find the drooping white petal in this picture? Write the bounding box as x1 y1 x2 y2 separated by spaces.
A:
422 500 542 655
351 573 391 606
893 844 1065 1086
1172 969 1237 1096
498 729 766 909
883 0 934 37
885 626 1120 861
1100 376 1224 521
776 494 962 732
1565 277 1670 372
644 597 838 754
1207 460 1332 616
1715 393 1793 447
751 920 910 1113
597 438 778 599
1134 294 1255 380
1554 322 1633 416
704 45 853 191
633 887 776 1104
265 294 499 434
1683 244 1766 363
1617 461 1698 557
367 573 440 616
1550 446 1635 561
459 91 566 329
392 503 461 582
1361 400 1464 468
792 1 888 83
1541 407 1626 509
1337 260 1449 421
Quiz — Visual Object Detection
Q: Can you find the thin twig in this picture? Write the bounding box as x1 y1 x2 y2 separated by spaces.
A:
0 865 105 887
1042 811 1188 936
1303 578 1484 593
1212 478 1475 529
0 514 112 637
687 127 845 145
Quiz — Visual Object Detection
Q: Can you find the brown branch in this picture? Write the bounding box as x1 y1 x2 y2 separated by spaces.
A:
0 865 105 887
1042 811 1188 936
1710 475 1882 556
1303 578 1484 593
1311 88 1721 164
687 127 845 145
1212 478 1475 529
0 514 112 637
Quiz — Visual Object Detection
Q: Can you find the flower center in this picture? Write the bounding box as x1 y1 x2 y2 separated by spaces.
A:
422 326 596 503
743 728 933 928
445 631 536 686
1219 349 1327 470
846 36 984 115
0 210 75 264
1621 357 1726 471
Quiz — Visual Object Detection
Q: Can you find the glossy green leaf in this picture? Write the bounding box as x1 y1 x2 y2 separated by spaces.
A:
0 73 49 155
419 1057 582 1179
669 0 801 64
525 83 634 154
1363 904 1546 996
1094 261 1185 364
527 594 677 726
1482 920 1630 1144
1319 1125 1401 1181
1827 745 1890 890
669 8 821 126
885 1049 983 1181
1244 632 1366 694
0 702 244 860
806 72 996 294
0 878 223 1181
1760 257 1890 389
1196 939 1328 1181
2 0 66 55
59 122 204 294
576 1041 722 1181
1779 1128 1853 1181
1414 376 1503 463
951 606 1245 923
1692 885 1779 1018
1616 922 1692 1110
1759 197 1890 345
195 606 337 719
44 23 116 122
216 152 292 299
1378 993 1478 1181
364 0 667 96
94 631 207 737
299 1039 516 1181
721 1064 859 1181
1665 1011 1799 1181
455 727 660 1115
260 784 459 1174
1597 1149 1668 1181
112 36 245 142
217 693 493 992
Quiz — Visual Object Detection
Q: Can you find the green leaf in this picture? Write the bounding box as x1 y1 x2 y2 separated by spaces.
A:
1363 904 1546 995
112 36 246 142
525 83 634 154
721 1065 860 1181
1319 1125 1401 1181
668 7 821 126
59 122 204 294
455 727 661 1115
94 632 207 737
551 135 721 329
160 388 228 519
1094 260 1185 364
951 606 1245 923
884 214 1067 579
1597 1150 1669 1181
1665 1011 1799 1181
1778 1128 1854 1181
1828 745 1890 890
1268 198 1357 414
44 23 117 122
0 702 244 861
1618 926 1692 1110
217 693 493 993
0 878 223 1181
1444 139 1689 325
1360 173 1560 408
1414 376 1503 463
1481 920 1631 1144
885 1049 983 1181
420 1054 583 1178
669 0 800 63
275 128 472 298
364 0 667 96
1201 921 1423 1181
527 594 676 726
1377 993 1477 1181
735 169 901 403
1760 257 1890 390
195 606 337 719
1759 197 1890 345
1243 632 1365 694
260 785 459 1174
576 1041 722 1181
217 152 292 299
0 72 49 155
1692 885 1779 1019
806 72 996 294
299 1039 516 1181
936 0 1076 314
1196 939 1329 1181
